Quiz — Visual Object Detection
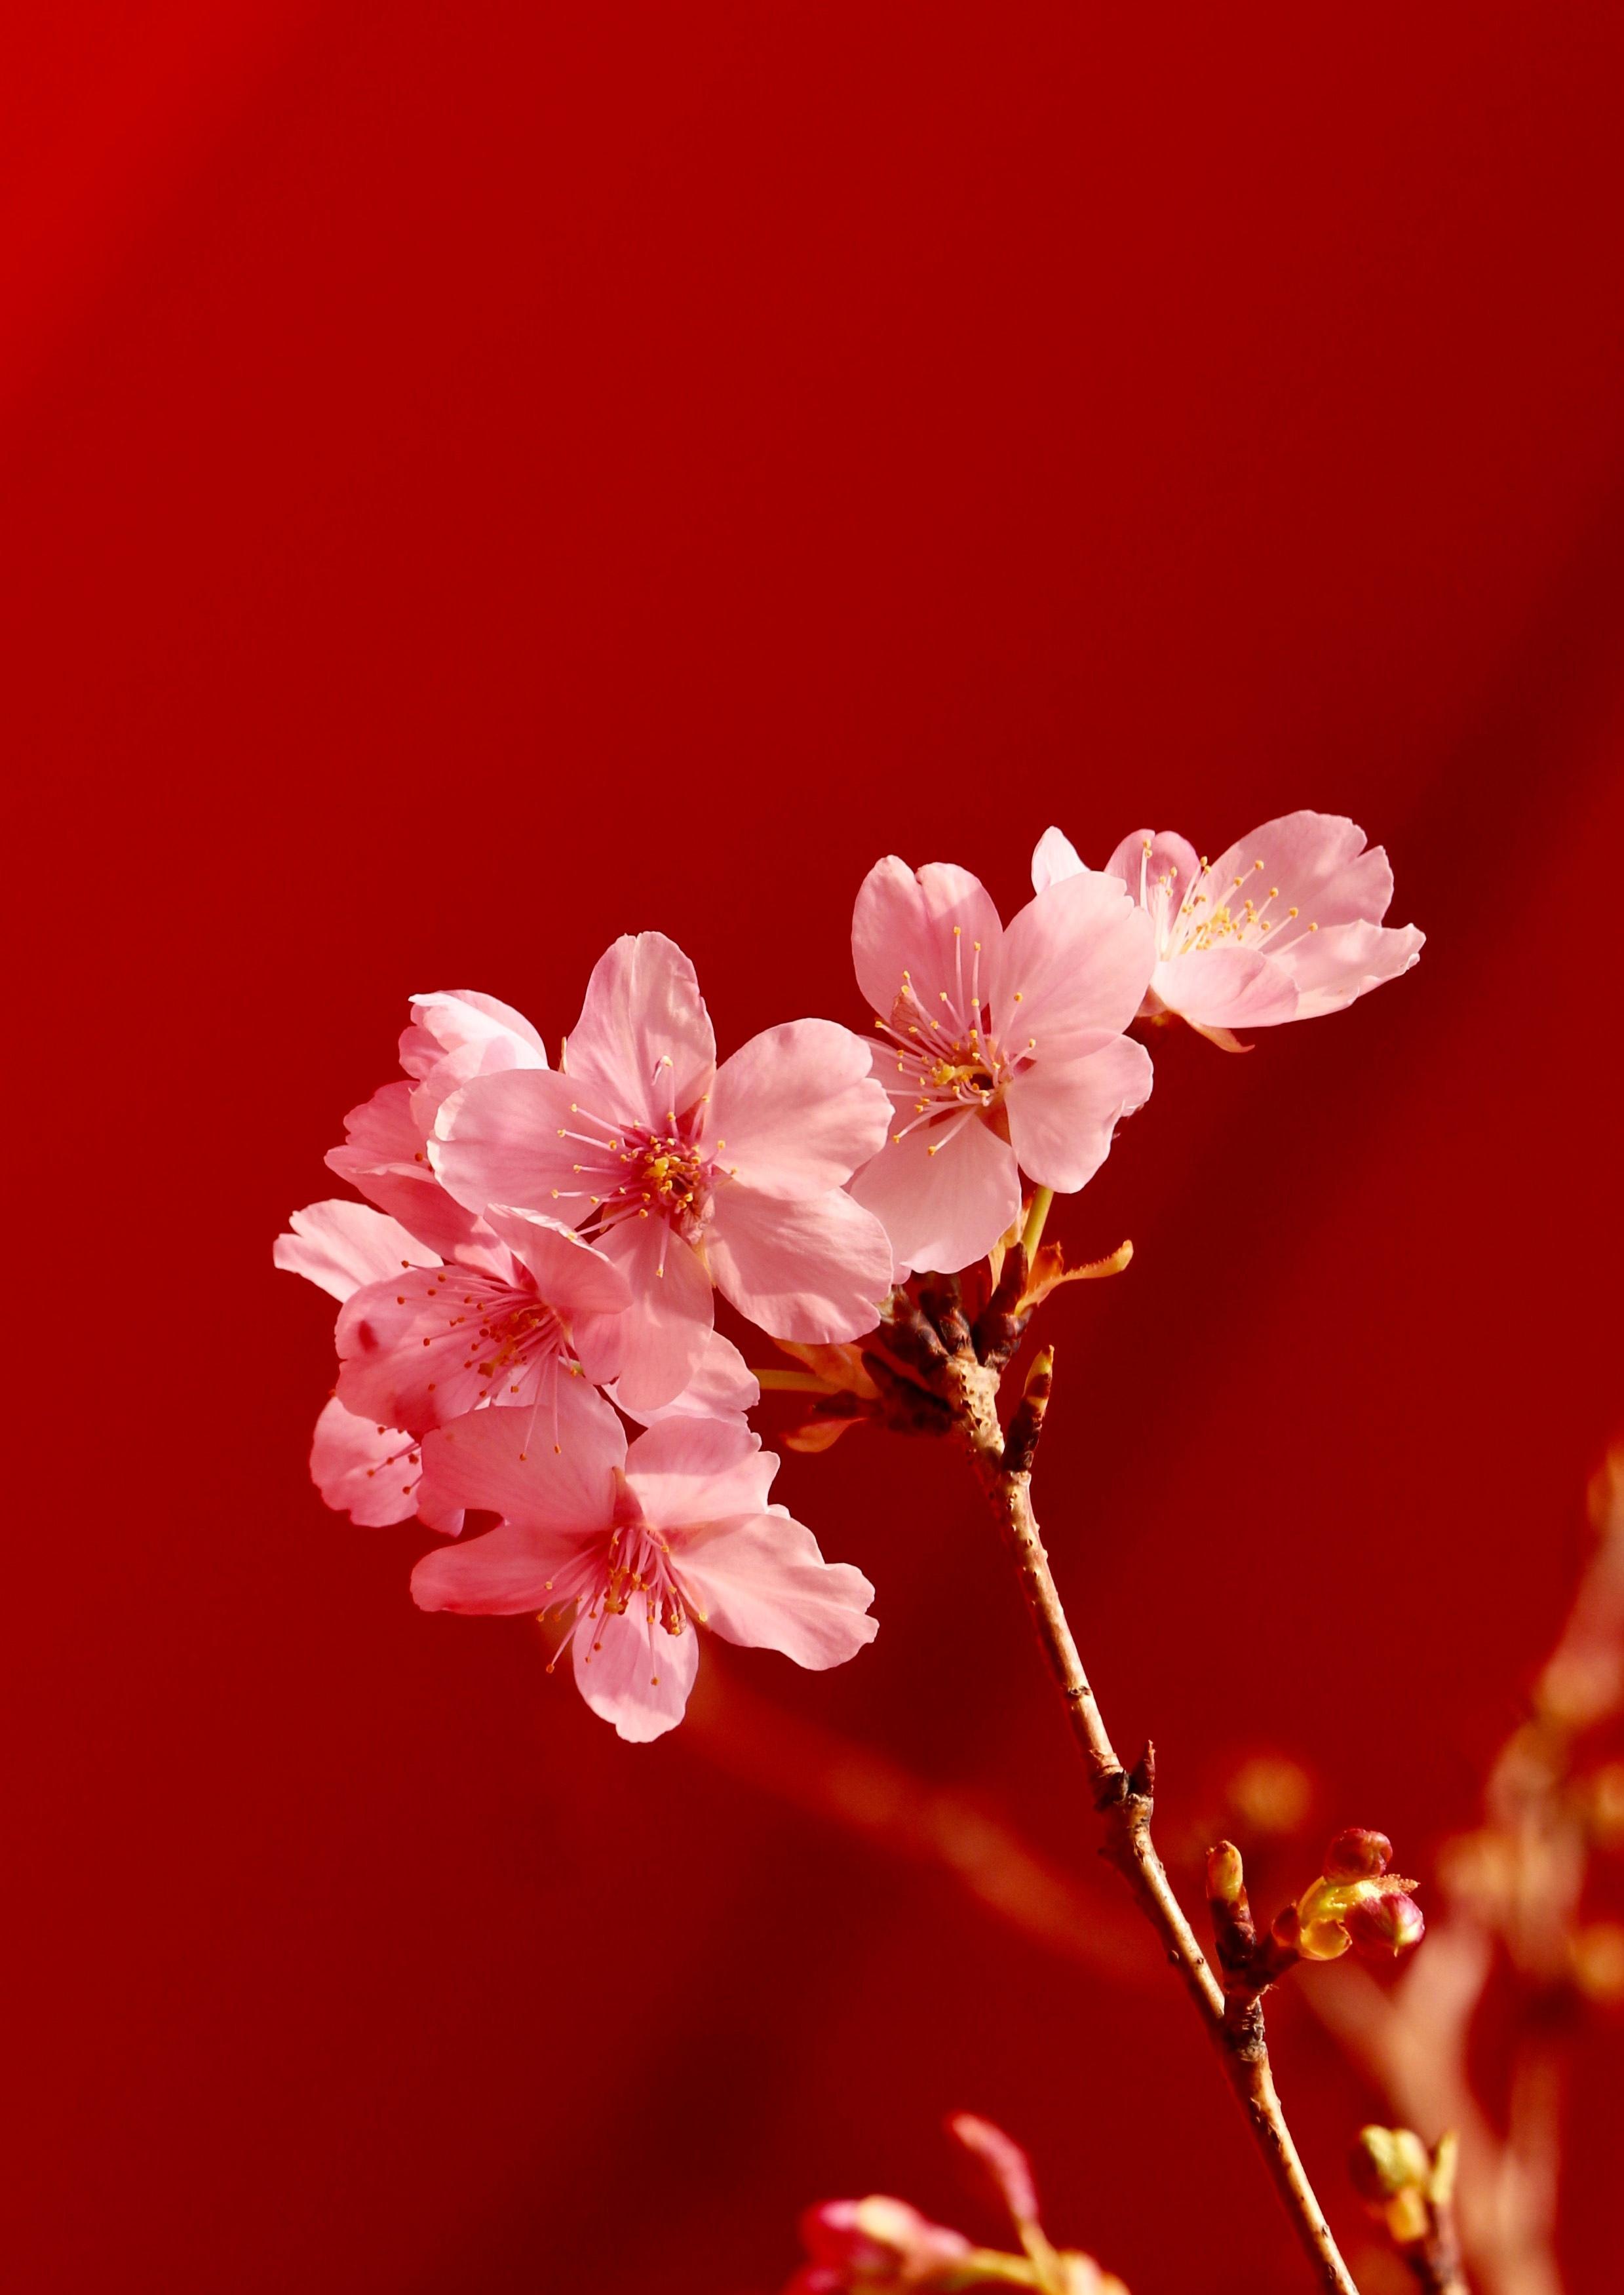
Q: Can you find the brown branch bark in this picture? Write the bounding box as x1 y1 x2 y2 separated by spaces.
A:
947 1342 1363 2295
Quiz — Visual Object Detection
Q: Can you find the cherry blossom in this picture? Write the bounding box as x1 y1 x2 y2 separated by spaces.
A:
410 1385 878 1741
1034 814 1423 1048
847 858 1155 1275
430 933 894 1411
325 989 549 1259
332 1202 631 1436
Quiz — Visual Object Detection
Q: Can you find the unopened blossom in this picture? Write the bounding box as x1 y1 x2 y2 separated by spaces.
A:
326 989 549 1260
411 1387 878 1741
1274 1831 1423 1962
334 1203 632 1436
431 933 895 1410
1034 813 1423 1047
847 857 1155 1275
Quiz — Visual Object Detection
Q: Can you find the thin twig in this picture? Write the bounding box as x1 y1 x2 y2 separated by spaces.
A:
945 1341 1362 2295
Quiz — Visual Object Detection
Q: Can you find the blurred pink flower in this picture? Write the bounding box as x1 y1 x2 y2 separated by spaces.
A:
786 2197 972 2292
847 857 1155 1275
411 1387 877 1741
1034 814 1423 1048
431 933 894 1411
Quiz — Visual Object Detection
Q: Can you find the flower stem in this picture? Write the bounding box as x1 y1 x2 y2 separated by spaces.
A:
1020 1186 1054 1260
752 1367 838 1393
947 1347 1362 2295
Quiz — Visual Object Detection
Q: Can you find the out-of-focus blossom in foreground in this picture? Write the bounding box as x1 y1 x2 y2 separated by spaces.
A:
432 933 894 1410
1034 814 1423 1049
849 857 1155 1275
786 2113 1128 2292
411 1383 876 1741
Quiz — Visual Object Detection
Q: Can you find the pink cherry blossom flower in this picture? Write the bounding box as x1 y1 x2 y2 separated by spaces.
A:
1034 814 1423 1049
430 933 895 1412
846 858 1155 1275
326 989 549 1259
410 1385 878 1742
333 1203 632 1437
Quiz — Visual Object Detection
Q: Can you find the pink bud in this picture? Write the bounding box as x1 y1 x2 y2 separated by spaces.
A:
1324 1828 1393 1879
1345 1888 1425 1958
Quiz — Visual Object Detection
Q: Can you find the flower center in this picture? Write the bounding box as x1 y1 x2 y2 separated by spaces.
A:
1136 842 1314 959
872 926 1035 1156
549 1105 717 1243
630 1132 705 1215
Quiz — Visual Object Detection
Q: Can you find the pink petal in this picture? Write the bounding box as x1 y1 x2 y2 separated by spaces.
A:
596 1212 714 1410
480 1205 632 1316
416 1386 625 1532
1003 1037 1153 1192
429 1068 584 1220
848 1114 1020 1276
274 1200 440 1303
852 857 1003 1022
400 988 549 1077
706 1020 891 1199
309 1396 453 1529
706 1182 893 1341
990 872 1157 1054
326 1079 490 1260
334 1265 580 1430
1272 916 1425 1016
612 1330 760 1427
1105 826 1205 909
562 932 716 1130
571 1601 701 1741
1149 945 1299 1029
1032 824 1086 891
672 1509 878 1670
1203 811 1391 954
411 1518 590 1614
624 1414 777 1527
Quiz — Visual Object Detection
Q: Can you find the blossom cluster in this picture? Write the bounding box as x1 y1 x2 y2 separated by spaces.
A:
277 814 1420 1741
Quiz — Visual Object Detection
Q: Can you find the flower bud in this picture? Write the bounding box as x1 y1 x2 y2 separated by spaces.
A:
1206 1841 1245 1910
1288 1876 1354 1960
1345 1888 1426 1959
1323 1828 1392 1880
1349 2125 1432 2203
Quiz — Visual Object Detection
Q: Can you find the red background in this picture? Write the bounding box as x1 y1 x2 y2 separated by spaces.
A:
7 7 1623 2289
